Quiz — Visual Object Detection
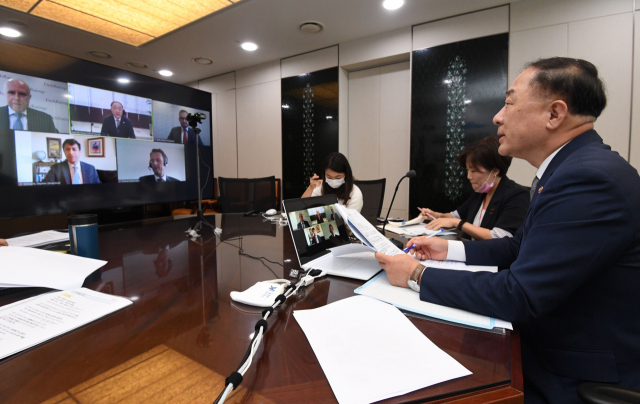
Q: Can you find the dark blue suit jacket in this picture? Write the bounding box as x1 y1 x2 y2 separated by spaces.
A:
42 160 101 184
100 115 136 139
419 130 640 403
167 126 203 145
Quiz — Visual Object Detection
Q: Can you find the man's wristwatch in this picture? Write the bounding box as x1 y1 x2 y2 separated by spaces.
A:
457 220 466 231
407 264 426 293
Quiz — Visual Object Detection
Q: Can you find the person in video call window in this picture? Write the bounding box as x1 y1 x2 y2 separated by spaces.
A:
327 224 338 238
309 227 324 245
167 110 203 145
296 212 311 230
139 149 178 182
100 101 136 139
1 78 58 133
42 139 100 185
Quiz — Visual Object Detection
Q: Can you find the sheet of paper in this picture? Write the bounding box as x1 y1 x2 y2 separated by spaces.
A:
6 230 69 248
334 204 403 256
419 259 498 273
386 215 425 227
0 288 132 360
304 245 382 281
379 224 456 237
355 272 513 330
0 247 107 289
294 296 471 404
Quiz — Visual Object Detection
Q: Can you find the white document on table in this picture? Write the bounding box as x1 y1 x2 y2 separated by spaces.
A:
6 230 69 248
0 288 132 360
355 272 512 330
0 247 107 289
334 204 403 256
293 296 471 404
419 259 497 273
380 224 456 237
304 244 382 281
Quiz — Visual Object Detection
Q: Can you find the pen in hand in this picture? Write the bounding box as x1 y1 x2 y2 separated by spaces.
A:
403 229 444 253
417 207 437 220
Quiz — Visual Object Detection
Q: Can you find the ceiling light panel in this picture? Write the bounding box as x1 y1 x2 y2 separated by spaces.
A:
1 0 235 46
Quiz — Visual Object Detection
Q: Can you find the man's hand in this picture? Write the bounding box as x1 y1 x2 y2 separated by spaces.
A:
0 239 7 247
375 252 420 288
406 236 449 261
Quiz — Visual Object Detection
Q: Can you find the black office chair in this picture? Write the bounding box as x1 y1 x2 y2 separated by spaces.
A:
218 176 277 213
354 179 386 218
578 382 640 404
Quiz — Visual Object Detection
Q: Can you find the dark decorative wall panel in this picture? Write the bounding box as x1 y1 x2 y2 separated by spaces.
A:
281 67 339 200
410 34 508 213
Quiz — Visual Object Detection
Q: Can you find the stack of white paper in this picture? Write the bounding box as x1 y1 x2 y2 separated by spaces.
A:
6 230 69 248
306 244 382 280
0 247 107 289
0 288 132 360
294 296 471 404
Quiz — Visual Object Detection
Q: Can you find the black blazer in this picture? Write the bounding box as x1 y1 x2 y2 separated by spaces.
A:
100 115 136 139
139 175 179 182
296 220 311 230
455 175 529 238
0 106 58 133
167 126 203 145
420 131 640 403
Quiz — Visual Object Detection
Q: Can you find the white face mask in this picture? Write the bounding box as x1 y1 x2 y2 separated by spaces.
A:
325 178 345 189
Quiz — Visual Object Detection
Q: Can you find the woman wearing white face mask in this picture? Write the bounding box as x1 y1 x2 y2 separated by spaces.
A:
422 136 529 240
301 152 363 212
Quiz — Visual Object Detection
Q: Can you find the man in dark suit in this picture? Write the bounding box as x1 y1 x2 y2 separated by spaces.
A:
42 139 100 184
1 78 58 133
309 227 324 245
100 101 135 139
376 58 640 403
296 212 311 230
326 224 338 238
167 110 203 145
139 149 179 182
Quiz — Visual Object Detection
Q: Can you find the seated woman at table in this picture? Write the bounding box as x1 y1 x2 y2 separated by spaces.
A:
421 136 529 240
301 152 363 212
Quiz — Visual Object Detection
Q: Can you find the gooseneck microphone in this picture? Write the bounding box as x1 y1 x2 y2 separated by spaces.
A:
381 170 416 236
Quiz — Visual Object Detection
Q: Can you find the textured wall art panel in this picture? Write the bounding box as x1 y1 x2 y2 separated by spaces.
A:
410 33 508 213
281 67 339 200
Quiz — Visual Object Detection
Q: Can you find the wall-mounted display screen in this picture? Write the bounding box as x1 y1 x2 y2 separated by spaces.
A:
0 40 213 219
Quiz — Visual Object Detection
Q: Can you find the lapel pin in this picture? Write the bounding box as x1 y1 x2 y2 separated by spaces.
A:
538 186 543 194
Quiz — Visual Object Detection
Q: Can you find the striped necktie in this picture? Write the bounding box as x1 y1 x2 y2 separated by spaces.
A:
530 176 539 201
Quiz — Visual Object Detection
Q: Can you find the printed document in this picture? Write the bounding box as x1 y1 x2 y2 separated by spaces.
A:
306 244 382 280
294 296 471 404
0 247 107 289
0 288 132 360
6 230 69 248
334 204 403 256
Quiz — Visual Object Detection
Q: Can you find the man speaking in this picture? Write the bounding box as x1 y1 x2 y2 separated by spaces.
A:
139 149 178 182
1 78 58 133
100 101 136 139
167 110 203 145
376 58 640 403
42 139 100 184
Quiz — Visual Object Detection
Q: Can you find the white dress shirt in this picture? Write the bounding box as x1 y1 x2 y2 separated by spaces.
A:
68 161 84 184
445 142 571 262
8 106 28 130
311 184 364 212
154 174 167 182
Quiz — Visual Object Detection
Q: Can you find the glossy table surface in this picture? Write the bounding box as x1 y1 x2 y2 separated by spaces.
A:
0 215 522 404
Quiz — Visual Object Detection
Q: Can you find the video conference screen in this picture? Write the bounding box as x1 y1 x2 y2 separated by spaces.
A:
0 40 213 219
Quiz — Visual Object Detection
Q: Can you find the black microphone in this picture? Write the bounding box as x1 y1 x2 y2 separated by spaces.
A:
381 170 416 238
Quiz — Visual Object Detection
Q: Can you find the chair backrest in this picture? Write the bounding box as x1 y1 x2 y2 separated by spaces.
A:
354 178 386 218
218 176 277 213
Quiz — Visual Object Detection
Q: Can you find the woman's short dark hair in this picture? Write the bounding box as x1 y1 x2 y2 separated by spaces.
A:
321 152 354 204
457 136 512 176
526 57 607 119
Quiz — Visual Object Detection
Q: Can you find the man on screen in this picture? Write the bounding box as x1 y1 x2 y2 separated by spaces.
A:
42 139 100 185
139 149 179 182
309 227 324 245
100 101 136 139
296 212 311 230
167 110 203 145
1 78 58 133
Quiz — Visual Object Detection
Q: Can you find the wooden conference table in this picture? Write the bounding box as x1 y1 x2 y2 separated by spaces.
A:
0 214 523 404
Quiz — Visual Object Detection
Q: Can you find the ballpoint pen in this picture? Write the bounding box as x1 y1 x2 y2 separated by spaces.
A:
417 207 437 220
403 229 444 253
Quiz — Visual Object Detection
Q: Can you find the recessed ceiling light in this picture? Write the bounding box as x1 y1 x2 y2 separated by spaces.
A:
383 0 404 10
87 51 112 59
241 42 258 51
117 78 130 84
299 22 324 34
158 70 173 77
126 61 148 69
0 27 21 38
193 57 213 65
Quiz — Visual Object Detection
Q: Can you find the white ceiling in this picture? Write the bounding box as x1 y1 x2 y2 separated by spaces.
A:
0 0 515 85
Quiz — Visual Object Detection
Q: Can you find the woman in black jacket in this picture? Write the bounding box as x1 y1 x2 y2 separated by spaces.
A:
422 136 529 240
